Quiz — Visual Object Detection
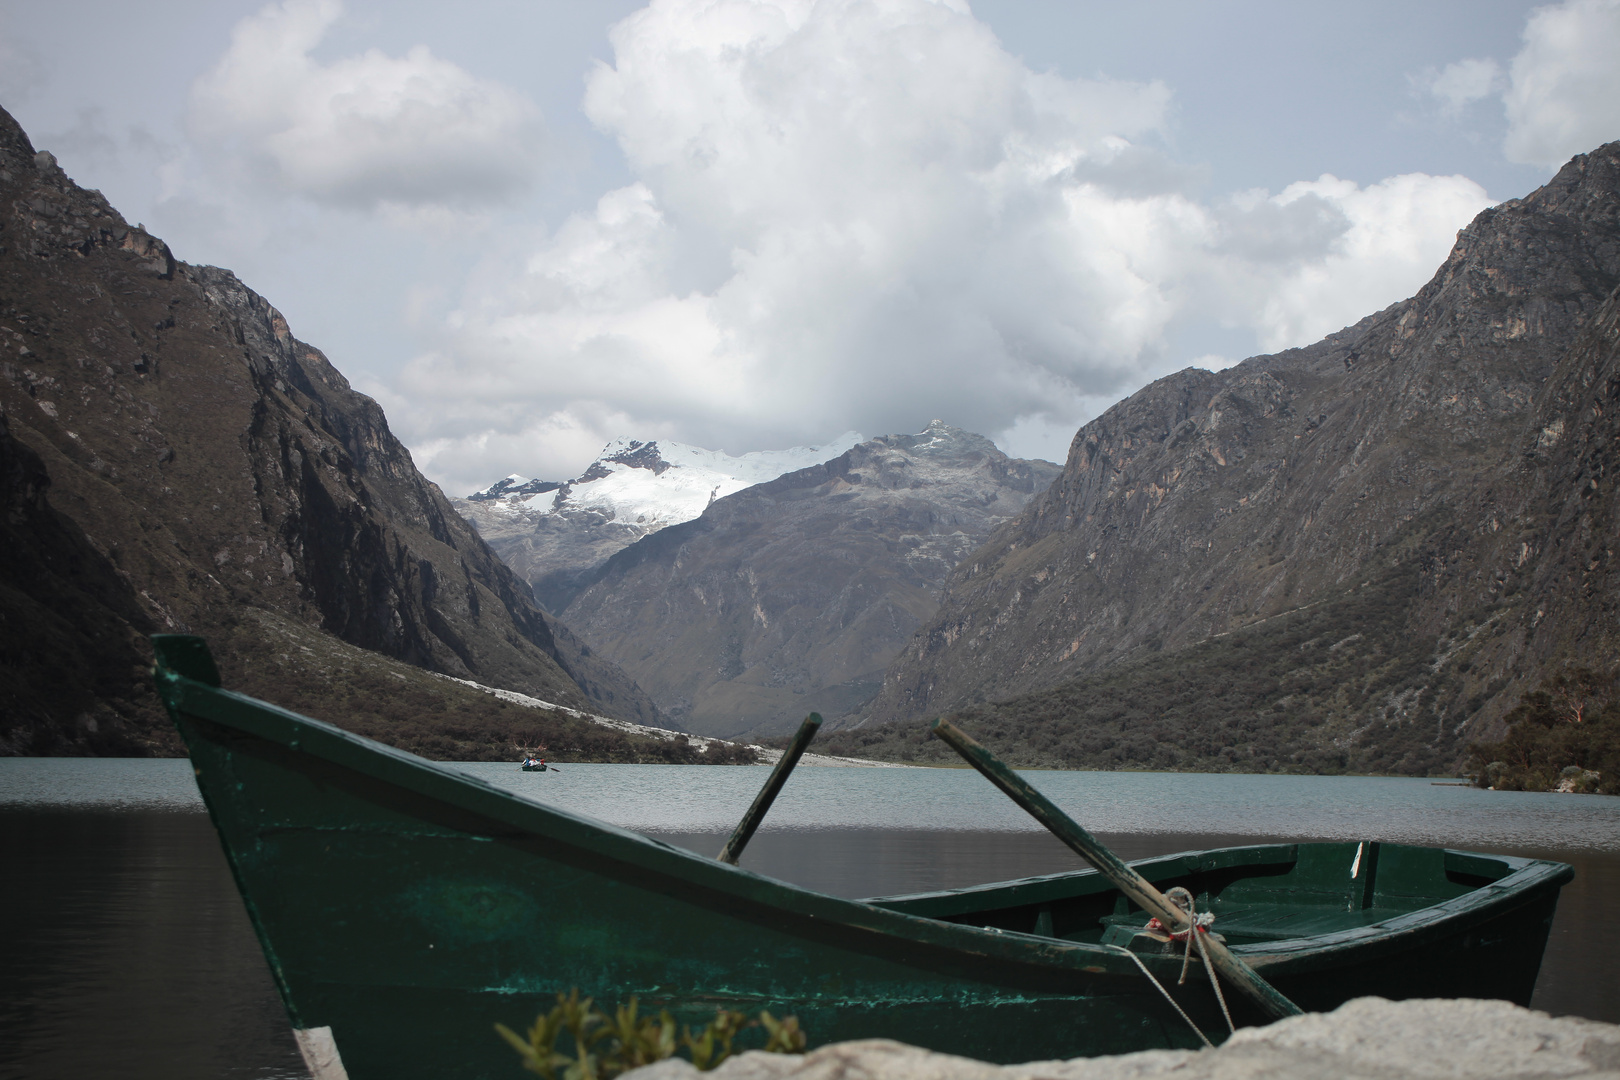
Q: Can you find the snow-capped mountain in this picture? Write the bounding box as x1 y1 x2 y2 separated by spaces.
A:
558 421 1062 739
475 435 862 526
455 433 862 611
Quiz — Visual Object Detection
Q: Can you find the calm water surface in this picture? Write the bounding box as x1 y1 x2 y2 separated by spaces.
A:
3 759 1618 1080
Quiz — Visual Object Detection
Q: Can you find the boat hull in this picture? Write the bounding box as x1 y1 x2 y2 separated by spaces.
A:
151 637 1572 1080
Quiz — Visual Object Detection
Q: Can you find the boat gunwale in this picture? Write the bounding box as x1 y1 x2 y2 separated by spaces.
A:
864 846 1543 911
865 849 1572 974
158 668 1574 981
164 673 1165 984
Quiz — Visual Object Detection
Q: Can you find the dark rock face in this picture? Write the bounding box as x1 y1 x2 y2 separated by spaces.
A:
863 143 1620 770
0 106 660 753
559 423 1059 737
467 475 562 502
0 411 163 753
1517 284 1620 681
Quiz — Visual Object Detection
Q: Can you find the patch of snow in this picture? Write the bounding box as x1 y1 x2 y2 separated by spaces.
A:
434 673 904 767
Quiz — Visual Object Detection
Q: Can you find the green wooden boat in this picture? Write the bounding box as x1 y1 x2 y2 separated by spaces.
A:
150 636 1573 1080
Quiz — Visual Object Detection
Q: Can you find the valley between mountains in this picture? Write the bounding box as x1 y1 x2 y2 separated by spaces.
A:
5 95 1620 779
465 423 1060 738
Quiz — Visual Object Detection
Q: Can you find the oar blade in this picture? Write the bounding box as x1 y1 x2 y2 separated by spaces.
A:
717 713 822 865
929 717 1302 1021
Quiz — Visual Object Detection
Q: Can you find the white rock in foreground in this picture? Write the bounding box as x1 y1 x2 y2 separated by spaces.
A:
624 999 1620 1080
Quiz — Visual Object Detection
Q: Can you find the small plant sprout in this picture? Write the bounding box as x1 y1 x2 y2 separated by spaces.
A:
498 992 807 1076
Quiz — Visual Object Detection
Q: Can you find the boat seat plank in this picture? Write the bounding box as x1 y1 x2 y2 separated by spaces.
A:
1374 845 1471 904
1097 902 1411 943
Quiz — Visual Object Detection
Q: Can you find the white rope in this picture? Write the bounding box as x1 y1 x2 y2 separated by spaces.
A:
1109 945 1212 1048
1110 885 1236 1043
1162 886 1234 1036
1174 911 1216 984
1193 925 1236 1035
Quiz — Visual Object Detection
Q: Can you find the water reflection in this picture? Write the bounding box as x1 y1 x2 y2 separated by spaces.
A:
0 811 305 1080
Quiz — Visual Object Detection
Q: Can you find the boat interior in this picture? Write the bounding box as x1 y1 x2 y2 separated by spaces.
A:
864 842 1518 948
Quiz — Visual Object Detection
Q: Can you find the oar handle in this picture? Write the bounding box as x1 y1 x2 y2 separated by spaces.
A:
930 718 1302 1021
717 713 822 865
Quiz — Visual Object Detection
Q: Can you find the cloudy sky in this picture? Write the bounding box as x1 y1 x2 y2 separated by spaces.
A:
4 1 1618 494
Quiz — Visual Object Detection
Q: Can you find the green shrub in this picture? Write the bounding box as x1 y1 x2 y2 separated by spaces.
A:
821 566 1471 775
496 990 806 1079
212 621 760 764
1466 668 1620 794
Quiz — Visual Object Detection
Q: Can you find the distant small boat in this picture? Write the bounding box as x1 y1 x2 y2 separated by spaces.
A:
520 761 548 772
150 635 1574 1080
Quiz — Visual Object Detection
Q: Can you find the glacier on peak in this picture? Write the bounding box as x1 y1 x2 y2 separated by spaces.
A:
455 432 863 612
467 432 864 527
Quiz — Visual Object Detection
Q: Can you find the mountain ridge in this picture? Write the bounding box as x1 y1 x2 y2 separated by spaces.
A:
834 141 1620 772
0 105 663 754
557 421 1060 737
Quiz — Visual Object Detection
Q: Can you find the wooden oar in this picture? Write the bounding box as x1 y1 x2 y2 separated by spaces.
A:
717 713 822 865
930 717 1302 1021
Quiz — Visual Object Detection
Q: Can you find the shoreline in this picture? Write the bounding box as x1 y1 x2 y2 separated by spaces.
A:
441 674 907 767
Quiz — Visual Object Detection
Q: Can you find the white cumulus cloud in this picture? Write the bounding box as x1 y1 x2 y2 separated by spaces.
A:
1503 0 1620 168
189 0 543 210
1419 58 1504 116
1215 172 1492 353
398 0 1497 492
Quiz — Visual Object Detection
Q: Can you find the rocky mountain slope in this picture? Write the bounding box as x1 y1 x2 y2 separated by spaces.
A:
556 422 1060 738
2 409 159 753
832 143 1620 774
455 433 860 613
0 105 663 755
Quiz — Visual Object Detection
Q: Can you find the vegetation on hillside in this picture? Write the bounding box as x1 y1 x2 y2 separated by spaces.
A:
210 609 758 764
1466 668 1620 794
821 567 1517 775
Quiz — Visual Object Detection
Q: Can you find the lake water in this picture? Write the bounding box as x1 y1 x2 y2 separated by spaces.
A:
3 759 1618 1080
